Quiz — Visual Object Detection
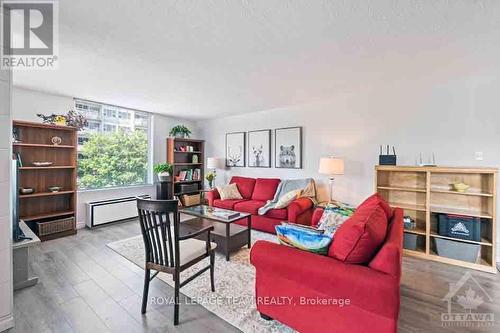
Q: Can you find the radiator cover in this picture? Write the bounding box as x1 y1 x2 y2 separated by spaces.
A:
86 195 150 228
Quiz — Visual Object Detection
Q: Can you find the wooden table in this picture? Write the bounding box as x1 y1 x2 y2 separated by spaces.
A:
13 221 40 290
180 205 251 261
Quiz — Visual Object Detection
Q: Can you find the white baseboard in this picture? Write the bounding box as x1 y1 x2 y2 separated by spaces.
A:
76 221 86 230
0 314 14 332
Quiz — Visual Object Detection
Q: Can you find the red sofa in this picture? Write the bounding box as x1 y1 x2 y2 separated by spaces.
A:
250 204 404 333
206 176 314 234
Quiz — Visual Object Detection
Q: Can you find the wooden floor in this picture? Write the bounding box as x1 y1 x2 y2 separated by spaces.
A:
10 219 500 333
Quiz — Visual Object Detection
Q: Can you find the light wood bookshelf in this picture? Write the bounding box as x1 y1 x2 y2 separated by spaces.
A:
13 120 77 241
375 165 497 273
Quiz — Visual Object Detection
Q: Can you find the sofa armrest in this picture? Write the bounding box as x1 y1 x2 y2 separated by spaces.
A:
287 197 314 222
250 240 400 320
206 189 220 206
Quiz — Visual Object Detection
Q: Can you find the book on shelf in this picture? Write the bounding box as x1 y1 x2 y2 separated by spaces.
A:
193 168 201 180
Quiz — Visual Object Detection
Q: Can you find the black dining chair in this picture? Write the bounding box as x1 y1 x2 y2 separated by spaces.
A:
136 198 216 325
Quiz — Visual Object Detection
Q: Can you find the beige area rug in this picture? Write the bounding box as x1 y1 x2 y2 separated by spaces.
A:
107 229 294 333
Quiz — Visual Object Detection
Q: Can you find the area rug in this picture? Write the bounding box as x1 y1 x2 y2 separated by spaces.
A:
107 229 294 333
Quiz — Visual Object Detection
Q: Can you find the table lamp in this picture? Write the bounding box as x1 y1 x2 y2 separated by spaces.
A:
206 157 223 188
318 157 344 202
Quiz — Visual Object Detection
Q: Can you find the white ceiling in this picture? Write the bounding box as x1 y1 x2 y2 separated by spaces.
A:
13 0 500 119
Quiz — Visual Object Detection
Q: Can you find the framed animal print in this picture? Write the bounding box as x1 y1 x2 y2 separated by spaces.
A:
275 126 302 169
248 129 271 168
225 132 246 167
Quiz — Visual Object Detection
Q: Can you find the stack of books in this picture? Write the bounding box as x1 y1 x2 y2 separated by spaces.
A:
178 168 201 181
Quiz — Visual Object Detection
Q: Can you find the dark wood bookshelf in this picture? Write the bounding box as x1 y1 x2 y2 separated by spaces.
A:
13 120 77 241
167 137 204 206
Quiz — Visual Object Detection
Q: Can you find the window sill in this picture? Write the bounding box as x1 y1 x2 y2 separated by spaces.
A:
77 183 154 194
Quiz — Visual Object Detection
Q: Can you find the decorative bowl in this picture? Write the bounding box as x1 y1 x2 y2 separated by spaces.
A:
48 186 62 192
33 161 53 167
19 187 34 195
452 182 470 193
51 136 62 145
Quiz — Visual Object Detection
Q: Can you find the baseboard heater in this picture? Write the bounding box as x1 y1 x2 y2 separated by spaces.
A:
86 195 150 228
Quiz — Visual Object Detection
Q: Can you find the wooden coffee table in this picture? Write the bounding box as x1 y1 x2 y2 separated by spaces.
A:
180 205 251 261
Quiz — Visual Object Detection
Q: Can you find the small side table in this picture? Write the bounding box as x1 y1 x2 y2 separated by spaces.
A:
13 221 40 290
156 180 173 200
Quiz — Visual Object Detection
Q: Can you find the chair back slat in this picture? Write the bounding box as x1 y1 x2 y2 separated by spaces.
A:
146 211 161 265
137 198 179 267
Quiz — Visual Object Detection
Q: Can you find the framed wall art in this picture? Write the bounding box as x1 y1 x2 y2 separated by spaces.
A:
225 132 246 167
275 126 302 169
247 129 271 168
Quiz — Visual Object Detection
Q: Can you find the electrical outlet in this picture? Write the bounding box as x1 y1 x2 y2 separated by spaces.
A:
475 152 484 161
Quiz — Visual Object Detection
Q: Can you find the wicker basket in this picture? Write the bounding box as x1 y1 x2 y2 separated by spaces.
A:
37 217 75 236
182 194 200 207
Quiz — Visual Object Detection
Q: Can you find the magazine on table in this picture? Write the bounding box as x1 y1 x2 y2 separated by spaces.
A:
211 210 241 220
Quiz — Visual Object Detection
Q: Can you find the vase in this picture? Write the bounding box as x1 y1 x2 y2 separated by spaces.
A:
158 172 170 182
175 133 186 138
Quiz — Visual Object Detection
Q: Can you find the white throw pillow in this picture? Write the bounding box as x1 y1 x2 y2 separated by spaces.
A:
274 189 302 209
217 183 243 200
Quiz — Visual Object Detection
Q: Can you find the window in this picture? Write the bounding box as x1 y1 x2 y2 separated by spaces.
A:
75 99 152 190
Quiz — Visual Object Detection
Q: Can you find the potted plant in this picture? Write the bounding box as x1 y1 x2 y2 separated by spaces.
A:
153 163 173 182
205 171 216 189
169 125 191 138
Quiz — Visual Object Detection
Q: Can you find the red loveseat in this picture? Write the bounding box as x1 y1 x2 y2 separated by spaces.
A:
206 176 314 234
250 201 404 333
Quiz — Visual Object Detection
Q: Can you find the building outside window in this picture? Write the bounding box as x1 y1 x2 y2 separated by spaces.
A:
75 99 152 190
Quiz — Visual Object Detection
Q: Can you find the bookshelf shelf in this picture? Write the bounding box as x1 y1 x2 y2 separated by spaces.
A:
14 143 75 149
19 190 75 199
376 166 497 273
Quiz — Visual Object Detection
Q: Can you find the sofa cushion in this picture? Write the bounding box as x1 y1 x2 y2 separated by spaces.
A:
317 200 356 236
217 183 243 200
251 178 281 201
234 200 266 215
230 176 256 199
329 200 388 264
276 223 333 255
358 193 393 219
213 199 247 210
265 208 288 220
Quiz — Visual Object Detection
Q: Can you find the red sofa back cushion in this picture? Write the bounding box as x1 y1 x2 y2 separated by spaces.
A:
252 178 281 201
230 176 256 199
358 193 393 220
329 194 388 264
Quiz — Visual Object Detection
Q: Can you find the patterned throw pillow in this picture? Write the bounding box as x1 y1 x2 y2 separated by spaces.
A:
317 200 356 237
217 183 243 200
274 189 302 209
275 223 333 255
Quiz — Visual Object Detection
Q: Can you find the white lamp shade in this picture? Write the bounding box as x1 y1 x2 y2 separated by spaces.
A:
318 157 344 175
206 157 224 169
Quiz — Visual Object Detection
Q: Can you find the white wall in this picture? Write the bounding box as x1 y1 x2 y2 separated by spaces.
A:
199 76 500 261
0 65 14 330
12 87 198 227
